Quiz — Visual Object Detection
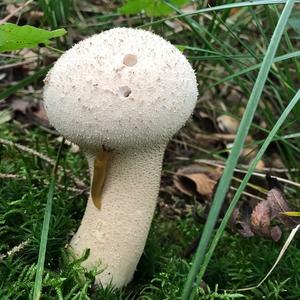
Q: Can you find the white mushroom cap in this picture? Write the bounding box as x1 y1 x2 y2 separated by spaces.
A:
44 27 198 150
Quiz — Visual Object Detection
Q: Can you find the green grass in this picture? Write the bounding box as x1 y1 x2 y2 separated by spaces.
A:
1 0 300 299
1 125 300 299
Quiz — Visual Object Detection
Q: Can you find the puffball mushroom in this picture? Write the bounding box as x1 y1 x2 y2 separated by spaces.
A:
43 27 198 288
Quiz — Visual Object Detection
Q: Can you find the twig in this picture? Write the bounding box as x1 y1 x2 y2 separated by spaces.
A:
0 138 87 189
0 239 30 261
0 173 23 179
0 138 55 164
0 59 37 71
195 159 300 189
0 0 34 25
56 183 87 194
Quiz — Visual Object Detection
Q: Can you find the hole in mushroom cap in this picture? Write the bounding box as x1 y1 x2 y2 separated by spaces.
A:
118 86 132 97
123 54 137 66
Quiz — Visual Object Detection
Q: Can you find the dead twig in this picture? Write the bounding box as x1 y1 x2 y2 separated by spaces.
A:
0 59 37 71
0 0 34 25
0 173 22 179
0 239 30 261
0 138 55 164
0 138 87 189
195 159 300 189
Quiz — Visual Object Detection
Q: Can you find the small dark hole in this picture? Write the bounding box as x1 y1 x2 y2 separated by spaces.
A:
118 86 132 97
123 54 137 66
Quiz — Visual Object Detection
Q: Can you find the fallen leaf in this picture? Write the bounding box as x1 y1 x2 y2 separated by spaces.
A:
267 188 290 217
217 115 239 134
10 99 50 126
174 176 193 196
6 4 18 15
238 221 255 237
232 202 255 237
270 226 282 242
174 164 220 198
251 200 270 237
184 173 215 197
267 187 297 228
11 99 30 114
26 10 44 22
242 144 257 161
30 101 49 126
255 160 265 171
19 49 38 70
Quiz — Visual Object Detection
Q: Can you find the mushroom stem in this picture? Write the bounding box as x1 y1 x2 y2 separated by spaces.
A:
70 145 166 287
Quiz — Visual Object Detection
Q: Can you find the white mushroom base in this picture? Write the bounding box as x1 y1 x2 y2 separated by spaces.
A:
70 145 165 287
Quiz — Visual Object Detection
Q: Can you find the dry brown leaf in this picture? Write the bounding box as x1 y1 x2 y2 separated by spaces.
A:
30 101 49 126
232 202 255 237
238 221 255 237
251 200 270 237
174 164 220 198
249 186 296 241
270 226 282 242
10 99 50 127
11 99 30 114
267 188 297 228
255 160 265 171
173 177 193 196
268 188 290 217
217 115 239 134
242 144 257 161
19 49 38 70
6 4 18 14
26 10 44 22
184 173 215 197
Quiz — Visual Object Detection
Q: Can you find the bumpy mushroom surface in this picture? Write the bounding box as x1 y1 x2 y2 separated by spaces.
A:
44 27 198 288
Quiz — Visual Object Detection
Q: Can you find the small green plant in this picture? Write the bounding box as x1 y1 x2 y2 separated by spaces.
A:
0 23 66 52
119 0 189 16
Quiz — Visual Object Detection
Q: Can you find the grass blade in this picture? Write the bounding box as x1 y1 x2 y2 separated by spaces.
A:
198 88 300 294
32 139 64 300
181 1 296 299
209 51 300 88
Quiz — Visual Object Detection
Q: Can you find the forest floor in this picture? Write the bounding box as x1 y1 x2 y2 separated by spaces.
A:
1 1 300 299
